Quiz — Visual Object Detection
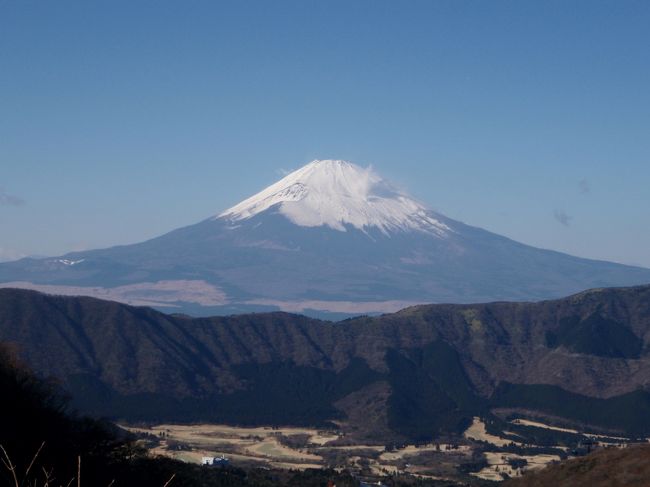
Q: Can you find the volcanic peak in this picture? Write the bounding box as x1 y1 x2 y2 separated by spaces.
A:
218 159 450 236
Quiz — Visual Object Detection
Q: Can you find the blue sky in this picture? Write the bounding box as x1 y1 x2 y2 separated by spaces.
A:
1 0 649 267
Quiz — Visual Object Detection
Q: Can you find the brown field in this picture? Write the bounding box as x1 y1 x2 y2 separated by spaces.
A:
463 417 523 447
123 420 637 483
121 422 470 479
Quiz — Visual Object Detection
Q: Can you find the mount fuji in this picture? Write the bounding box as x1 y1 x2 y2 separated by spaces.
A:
2 159 650 317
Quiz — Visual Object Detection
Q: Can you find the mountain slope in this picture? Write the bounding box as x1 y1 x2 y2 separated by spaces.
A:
0 343 362 487
1 160 649 316
2 285 650 440
504 444 650 487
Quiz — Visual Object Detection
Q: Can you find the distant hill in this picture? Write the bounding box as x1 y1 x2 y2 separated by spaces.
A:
2 285 650 440
2 160 650 317
504 444 650 487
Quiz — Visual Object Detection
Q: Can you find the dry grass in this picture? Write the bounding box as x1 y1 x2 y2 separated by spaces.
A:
463 417 523 447
470 451 561 482
124 422 476 479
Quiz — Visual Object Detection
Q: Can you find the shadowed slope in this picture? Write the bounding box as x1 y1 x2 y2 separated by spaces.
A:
504 444 650 487
2 286 650 439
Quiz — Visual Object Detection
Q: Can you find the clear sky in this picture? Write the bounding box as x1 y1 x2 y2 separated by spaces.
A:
1 0 649 267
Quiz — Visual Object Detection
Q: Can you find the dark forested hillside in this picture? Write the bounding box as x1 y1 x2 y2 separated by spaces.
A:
2 285 650 440
0 343 369 487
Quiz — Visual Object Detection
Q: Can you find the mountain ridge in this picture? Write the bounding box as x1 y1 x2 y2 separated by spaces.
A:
2 284 650 439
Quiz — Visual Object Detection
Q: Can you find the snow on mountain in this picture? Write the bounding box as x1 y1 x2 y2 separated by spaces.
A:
218 159 451 236
2 158 650 317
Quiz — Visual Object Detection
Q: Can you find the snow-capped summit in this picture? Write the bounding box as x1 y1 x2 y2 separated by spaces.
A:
3 157 650 317
219 159 450 236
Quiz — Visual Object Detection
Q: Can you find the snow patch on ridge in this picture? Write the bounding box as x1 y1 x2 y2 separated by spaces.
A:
57 259 85 266
218 160 450 236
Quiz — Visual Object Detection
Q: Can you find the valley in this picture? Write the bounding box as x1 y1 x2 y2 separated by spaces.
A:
2 285 650 484
121 421 491 483
122 417 638 484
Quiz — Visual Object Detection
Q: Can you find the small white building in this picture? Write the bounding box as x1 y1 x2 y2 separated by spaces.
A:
201 455 229 466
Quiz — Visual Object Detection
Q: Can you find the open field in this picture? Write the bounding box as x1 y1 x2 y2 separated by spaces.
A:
122 422 472 481
471 452 561 482
122 419 639 483
510 419 579 434
509 418 632 446
123 424 328 470
464 417 524 447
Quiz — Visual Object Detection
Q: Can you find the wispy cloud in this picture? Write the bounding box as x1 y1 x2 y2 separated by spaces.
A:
578 178 590 194
0 187 25 206
553 209 573 227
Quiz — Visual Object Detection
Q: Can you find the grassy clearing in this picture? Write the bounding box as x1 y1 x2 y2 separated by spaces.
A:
463 417 523 447
471 451 561 481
